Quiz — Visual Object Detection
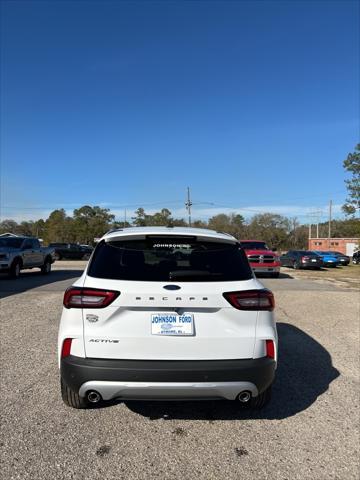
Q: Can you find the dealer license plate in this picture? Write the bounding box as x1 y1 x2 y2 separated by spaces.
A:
311 259 317 262
151 313 194 336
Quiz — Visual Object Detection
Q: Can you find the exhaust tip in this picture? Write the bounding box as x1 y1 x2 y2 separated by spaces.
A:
87 390 102 404
238 391 251 403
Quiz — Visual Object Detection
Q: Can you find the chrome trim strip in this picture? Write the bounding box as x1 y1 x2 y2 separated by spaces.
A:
79 380 259 400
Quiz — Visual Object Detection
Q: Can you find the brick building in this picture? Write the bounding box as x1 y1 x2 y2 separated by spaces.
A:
308 238 359 256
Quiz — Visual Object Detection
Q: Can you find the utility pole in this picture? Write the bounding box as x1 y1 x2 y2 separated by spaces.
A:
328 200 332 247
308 222 312 240
185 187 192 227
124 208 127 228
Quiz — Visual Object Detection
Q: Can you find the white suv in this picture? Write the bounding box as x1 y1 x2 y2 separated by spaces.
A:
58 227 277 409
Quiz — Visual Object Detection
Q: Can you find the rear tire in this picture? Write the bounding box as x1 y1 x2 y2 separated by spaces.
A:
250 386 272 409
9 259 21 279
54 252 62 261
61 379 88 409
293 261 300 269
41 258 52 275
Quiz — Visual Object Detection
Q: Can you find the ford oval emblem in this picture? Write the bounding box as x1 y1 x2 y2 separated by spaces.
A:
161 323 173 330
163 285 181 290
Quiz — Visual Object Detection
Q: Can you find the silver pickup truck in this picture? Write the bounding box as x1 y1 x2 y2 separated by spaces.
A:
0 236 55 279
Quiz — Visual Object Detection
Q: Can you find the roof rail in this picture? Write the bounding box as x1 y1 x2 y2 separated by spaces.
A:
104 228 123 235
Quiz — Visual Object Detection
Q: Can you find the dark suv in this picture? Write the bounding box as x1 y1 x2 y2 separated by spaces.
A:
49 243 93 260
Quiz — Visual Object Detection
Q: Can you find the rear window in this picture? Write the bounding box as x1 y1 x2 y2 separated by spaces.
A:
0 238 24 248
88 236 252 282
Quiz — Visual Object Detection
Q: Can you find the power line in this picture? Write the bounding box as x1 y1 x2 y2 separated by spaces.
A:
1 190 346 211
1 200 186 210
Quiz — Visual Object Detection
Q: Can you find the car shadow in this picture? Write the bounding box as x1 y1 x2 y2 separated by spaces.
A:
123 322 340 420
278 272 294 279
0 269 84 299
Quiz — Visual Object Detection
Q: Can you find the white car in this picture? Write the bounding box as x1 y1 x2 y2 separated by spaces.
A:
58 227 277 409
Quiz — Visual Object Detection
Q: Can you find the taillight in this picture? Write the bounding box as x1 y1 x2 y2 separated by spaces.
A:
223 289 275 311
61 338 72 358
266 339 275 359
302 256 309 263
63 287 120 308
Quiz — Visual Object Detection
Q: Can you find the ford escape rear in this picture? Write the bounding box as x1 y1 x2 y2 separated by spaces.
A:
58 227 277 409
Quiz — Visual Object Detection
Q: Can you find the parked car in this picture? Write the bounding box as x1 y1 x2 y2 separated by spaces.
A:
58 227 277 409
239 240 281 278
324 251 350 266
311 251 339 268
0 236 55 278
280 250 322 269
49 243 93 260
352 250 360 264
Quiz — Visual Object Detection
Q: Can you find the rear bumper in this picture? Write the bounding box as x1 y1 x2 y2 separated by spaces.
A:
301 262 322 268
61 356 276 400
251 266 280 273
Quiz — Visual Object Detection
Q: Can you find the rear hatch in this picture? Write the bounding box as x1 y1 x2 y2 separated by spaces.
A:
81 234 262 361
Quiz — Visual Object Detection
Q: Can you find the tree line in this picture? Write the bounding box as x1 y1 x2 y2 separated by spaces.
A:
1 143 358 249
1 205 359 251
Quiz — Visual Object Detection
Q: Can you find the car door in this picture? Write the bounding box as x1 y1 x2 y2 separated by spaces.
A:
281 251 291 267
65 244 74 258
31 239 43 265
21 239 35 266
68 244 79 259
291 251 300 266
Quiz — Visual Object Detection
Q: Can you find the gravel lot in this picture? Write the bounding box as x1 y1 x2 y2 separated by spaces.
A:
0 262 359 480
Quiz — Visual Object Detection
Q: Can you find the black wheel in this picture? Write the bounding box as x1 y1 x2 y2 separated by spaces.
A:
41 258 52 275
61 379 88 409
82 253 91 260
250 386 272 409
54 252 62 261
293 261 300 270
9 259 21 279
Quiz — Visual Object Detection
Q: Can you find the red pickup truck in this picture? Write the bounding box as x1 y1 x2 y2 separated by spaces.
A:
239 240 281 278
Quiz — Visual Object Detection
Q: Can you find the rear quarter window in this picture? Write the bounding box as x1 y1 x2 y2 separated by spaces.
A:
88 237 252 282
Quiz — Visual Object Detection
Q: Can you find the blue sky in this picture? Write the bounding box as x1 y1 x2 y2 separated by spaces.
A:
1 0 359 224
